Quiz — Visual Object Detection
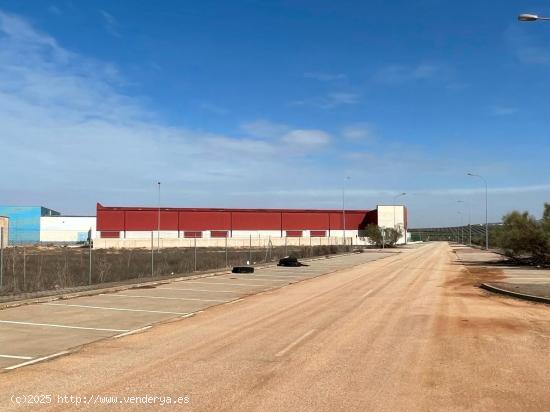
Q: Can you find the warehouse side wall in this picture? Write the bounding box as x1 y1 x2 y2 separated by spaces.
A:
40 216 96 243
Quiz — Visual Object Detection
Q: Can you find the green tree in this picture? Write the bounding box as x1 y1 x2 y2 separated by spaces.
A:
497 210 547 260
365 225 403 248
365 224 383 247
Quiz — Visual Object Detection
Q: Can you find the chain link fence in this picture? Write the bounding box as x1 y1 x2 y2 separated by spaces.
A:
0 239 356 298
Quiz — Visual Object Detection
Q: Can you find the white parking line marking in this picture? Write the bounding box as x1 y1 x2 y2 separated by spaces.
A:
0 320 129 333
225 276 301 281
224 298 244 305
361 289 373 298
219 278 290 283
183 281 270 287
106 294 227 302
0 354 33 360
157 287 238 293
276 329 316 357
239 274 303 278
42 303 190 316
4 351 69 371
113 326 152 339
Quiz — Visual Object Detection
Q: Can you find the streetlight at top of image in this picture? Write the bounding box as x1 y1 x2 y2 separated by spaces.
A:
342 176 351 245
467 173 488 250
518 13 550 22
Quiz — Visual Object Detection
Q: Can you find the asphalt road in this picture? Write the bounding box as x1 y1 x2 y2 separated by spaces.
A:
1 242 549 411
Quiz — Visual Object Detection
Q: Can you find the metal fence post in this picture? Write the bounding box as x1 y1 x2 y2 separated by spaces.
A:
225 236 228 267
23 247 26 291
151 231 154 277
248 235 252 264
194 237 197 271
89 238 92 285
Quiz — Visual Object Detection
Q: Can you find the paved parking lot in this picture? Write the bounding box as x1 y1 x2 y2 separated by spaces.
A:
0 250 395 371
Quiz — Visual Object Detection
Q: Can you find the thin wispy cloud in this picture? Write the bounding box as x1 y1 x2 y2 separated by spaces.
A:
48 5 62 16
341 123 375 142
304 72 347 82
506 25 550 65
0 11 341 211
488 105 519 116
291 92 360 109
374 63 442 84
232 184 550 199
199 102 229 115
99 10 121 38
282 129 331 148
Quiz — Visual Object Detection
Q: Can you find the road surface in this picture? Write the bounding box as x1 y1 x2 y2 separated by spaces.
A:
1 242 549 411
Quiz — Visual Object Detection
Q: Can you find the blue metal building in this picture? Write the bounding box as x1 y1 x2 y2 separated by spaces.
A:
0 206 60 245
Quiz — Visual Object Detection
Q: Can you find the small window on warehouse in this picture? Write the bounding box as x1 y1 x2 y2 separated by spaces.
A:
210 231 228 238
184 231 203 238
286 230 303 237
310 230 326 237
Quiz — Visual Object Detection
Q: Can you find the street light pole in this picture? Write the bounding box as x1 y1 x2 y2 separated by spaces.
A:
342 176 350 246
467 173 488 250
157 181 161 252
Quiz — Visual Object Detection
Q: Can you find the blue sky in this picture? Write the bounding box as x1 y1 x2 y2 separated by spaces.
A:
0 0 549 227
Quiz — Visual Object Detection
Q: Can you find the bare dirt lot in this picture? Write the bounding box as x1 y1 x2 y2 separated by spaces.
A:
1 242 549 411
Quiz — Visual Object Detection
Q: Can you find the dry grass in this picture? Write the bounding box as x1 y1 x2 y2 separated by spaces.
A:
0 244 350 296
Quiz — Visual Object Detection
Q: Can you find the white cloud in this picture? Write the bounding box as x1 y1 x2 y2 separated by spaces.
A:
282 129 331 147
199 102 229 115
304 72 347 82
341 123 375 142
488 105 518 116
374 63 442 84
99 10 121 38
291 92 360 109
506 25 550 65
240 119 290 139
0 11 341 212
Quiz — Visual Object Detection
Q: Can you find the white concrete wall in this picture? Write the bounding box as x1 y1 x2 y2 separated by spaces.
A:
231 230 282 238
93 236 364 249
40 216 96 243
376 205 406 244
0 216 8 247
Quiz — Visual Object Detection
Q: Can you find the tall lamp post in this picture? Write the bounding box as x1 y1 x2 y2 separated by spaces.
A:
457 200 471 246
467 173 488 250
342 176 351 246
157 181 161 252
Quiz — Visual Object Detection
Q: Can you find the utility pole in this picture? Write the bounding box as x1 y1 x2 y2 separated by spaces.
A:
157 181 161 252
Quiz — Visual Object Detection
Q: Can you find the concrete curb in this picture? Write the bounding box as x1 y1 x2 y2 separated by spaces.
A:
480 283 550 305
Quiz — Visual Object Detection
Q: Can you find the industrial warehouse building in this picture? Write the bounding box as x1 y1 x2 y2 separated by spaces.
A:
0 203 407 247
0 206 95 245
93 203 407 249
